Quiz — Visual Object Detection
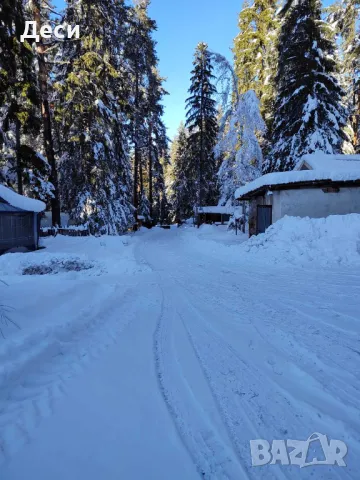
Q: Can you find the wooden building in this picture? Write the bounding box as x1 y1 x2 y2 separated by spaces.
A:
0 185 45 254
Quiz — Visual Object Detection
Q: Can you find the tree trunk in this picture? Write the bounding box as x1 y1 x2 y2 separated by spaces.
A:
33 1 61 226
353 76 360 153
139 159 144 196
148 123 153 221
133 146 140 213
133 54 140 215
198 66 205 228
15 118 23 195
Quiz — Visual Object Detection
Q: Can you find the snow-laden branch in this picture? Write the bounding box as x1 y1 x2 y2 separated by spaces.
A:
210 52 266 206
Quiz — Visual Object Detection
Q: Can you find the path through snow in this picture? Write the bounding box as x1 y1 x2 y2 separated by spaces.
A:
0 227 359 479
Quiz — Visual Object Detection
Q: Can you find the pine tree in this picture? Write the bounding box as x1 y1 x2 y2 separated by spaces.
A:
186 42 218 212
264 0 350 173
126 2 169 226
233 0 279 123
0 0 51 200
169 123 192 220
328 0 360 151
126 1 156 216
26 0 61 224
54 0 134 233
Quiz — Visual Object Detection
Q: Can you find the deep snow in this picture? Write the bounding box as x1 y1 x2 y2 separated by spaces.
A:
0 219 359 479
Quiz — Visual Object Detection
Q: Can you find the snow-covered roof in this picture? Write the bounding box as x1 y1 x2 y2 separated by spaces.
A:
296 153 360 172
198 206 234 214
235 154 360 199
0 185 46 212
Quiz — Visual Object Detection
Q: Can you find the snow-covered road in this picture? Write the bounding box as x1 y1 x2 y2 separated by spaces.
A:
1 227 359 479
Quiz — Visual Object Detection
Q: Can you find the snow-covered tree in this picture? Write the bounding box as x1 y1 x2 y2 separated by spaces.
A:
125 1 169 226
213 54 265 206
54 0 134 233
0 0 53 201
264 0 351 173
328 0 360 152
233 0 279 124
25 0 61 224
186 43 219 210
168 123 193 220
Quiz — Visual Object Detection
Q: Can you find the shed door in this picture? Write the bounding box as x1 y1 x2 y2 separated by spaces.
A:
256 205 272 234
0 213 34 251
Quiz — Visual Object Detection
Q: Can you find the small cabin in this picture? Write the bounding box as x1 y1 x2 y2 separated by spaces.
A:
0 185 45 254
196 206 234 226
235 154 360 236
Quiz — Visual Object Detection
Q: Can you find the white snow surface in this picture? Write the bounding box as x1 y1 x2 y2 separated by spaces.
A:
241 214 360 266
0 184 46 212
0 221 359 479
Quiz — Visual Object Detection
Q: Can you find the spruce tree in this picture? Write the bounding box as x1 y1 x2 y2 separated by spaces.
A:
0 0 51 199
169 123 193 220
126 2 168 225
25 0 61 224
146 68 169 225
54 0 134 233
186 42 218 211
233 0 279 123
264 0 350 172
126 0 157 216
328 0 360 151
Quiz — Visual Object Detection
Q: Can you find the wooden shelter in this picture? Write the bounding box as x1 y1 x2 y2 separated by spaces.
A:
196 206 234 226
0 185 45 254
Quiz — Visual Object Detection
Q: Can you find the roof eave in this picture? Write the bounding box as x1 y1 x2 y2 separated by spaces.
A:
236 178 360 201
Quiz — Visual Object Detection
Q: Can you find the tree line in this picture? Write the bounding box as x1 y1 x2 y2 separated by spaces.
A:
1 0 359 231
0 0 168 233
168 0 360 216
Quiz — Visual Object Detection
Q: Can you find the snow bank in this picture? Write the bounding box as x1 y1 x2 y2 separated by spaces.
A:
0 185 45 212
241 214 360 267
184 214 360 268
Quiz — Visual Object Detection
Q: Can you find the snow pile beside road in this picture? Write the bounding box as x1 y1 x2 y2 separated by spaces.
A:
242 214 360 266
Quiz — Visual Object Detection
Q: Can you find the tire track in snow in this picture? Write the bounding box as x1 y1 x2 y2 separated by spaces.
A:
137 232 360 478
173 272 360 456
153 282 247 479
136 238 246 479
172 279 357 480
173 271 360 417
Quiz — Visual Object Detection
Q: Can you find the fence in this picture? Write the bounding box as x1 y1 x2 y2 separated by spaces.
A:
40 226 90 237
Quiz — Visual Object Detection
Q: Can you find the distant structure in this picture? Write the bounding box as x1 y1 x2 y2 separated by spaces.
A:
195 206 234 226
236 154 360 236
0 185 45 254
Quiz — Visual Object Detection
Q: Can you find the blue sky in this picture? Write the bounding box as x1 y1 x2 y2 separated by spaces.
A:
148 0 241 139
54 0 242 139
